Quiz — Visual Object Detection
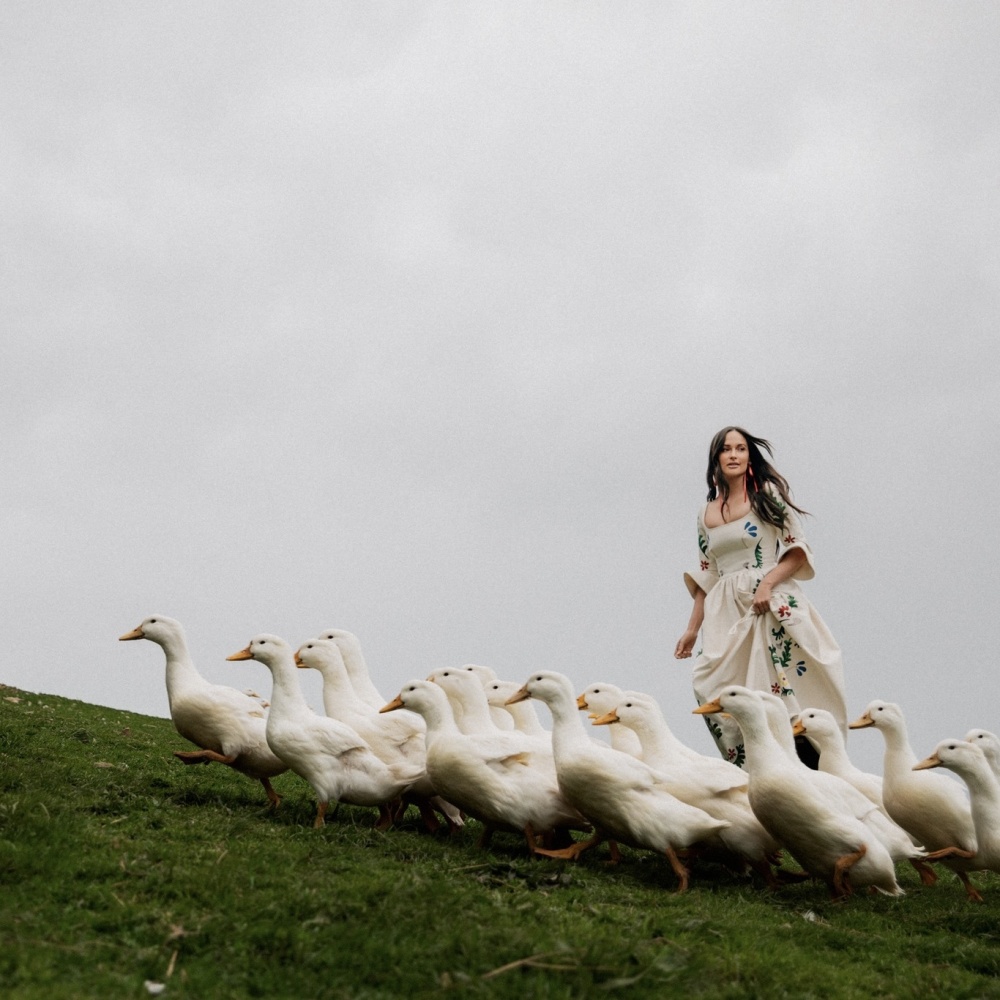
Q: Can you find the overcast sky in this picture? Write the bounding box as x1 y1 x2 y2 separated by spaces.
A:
3 1 998 773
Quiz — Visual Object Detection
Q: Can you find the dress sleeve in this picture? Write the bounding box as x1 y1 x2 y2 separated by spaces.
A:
775 503 816 581
683 510 719 597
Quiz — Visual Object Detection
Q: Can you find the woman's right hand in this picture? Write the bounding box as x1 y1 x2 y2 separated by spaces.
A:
674 628 699 659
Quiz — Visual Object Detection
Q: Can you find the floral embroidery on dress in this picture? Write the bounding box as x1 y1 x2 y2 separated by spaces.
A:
768 626 796 696
702 715 724 741
752 541 763 568
744 521 758 538
698 533 709 556
784 533 796 544
726 743 746 768
700 559 710 571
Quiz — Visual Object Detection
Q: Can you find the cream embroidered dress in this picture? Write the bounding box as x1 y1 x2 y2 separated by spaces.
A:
684 500 848 766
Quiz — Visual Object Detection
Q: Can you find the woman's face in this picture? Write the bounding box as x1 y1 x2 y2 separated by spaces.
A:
717 430 749 481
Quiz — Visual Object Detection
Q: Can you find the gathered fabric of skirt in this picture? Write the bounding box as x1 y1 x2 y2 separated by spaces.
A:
684 505 848 767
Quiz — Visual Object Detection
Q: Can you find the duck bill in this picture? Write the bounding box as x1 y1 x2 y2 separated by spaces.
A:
380 695 405 714
913 754 942 771
791 719 806 737
575 694 588 710
693 698 723 716
592 710 619 727
848 713 874 729
505 687 530 705
119 627 144 641
293 651 306 668
227 646 254 661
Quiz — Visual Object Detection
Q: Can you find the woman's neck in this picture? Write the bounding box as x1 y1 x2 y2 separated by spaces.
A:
713 477 750 524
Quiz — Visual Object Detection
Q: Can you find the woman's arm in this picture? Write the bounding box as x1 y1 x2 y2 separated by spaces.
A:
751 547 807 615
675 587 706 659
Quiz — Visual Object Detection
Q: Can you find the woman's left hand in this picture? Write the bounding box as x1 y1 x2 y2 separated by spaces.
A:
752 580 773 615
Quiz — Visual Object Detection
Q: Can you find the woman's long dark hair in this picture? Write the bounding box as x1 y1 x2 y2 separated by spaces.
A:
706 426 807 529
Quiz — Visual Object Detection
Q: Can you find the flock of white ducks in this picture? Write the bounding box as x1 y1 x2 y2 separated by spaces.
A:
120 615 1000 901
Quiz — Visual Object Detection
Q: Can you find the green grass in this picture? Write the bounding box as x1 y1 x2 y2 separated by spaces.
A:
2 686 1000 999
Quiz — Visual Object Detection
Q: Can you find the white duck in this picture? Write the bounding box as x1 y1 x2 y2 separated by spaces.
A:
510 671 728 892
915 739 1000 896
313 628 385 710
295 639 461 832
793 707 885 809
851 700 979 899
757 693 929 881
594 696 781 881
381 679 584 851
229 634 418 829
594 693 747 794
119 615 287 807
297 639 425 757
962 729 1000 779
695 686 903 898
576 683 644 758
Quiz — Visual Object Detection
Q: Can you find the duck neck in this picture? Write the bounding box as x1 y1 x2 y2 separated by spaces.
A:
959 761 1000 807
732 710 786 773
504 701 545 734
453 691 494 735
316 664 360 717
338 638 382 702
160 633 206 705
265 655 311 716
628 717 678 762
814 733 851 772
544 692 588 756
419 697 460 742
880 722 917 770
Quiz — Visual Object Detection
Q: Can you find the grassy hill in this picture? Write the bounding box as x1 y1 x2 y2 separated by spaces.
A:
2 685 999 999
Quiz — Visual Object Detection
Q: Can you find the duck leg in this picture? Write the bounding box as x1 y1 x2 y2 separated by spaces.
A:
374 801 401 831
749 857 785 889
430 796 464 833
663 846 690 893
523 823 544 854
956 871 984 903
476 824 496 850
830 844 866 901
923 846 975 862
909 858 937 886
533 830 604 862
174 749 237 765
410 796 441 833
260 777 282 810
313 801 328 829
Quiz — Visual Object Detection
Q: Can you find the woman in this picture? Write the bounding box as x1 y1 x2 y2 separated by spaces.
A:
674 427 847 768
